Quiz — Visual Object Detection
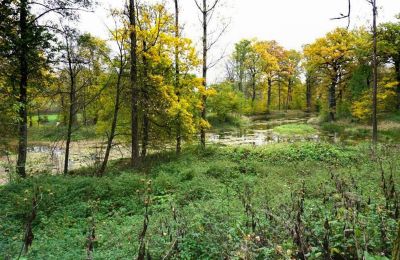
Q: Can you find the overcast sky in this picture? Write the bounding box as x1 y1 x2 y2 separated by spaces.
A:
79 0 400 82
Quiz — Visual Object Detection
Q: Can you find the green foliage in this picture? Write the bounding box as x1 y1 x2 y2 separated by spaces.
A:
273 123 317 135
208 82 249 122
1 143 399 259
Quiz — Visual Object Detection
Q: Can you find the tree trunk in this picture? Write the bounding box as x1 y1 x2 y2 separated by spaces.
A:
372 0 378 144
251 73 256 103
278 82 281 111
129 0 139 166
16 0 28 178
141 42 149 159
395 60 400 111
64 74 76 175
286 78 292 111
98 68 123 176
200 0 207 149
267 77 272 113
306 76 312 113
174 0 182 155
329 80 337 121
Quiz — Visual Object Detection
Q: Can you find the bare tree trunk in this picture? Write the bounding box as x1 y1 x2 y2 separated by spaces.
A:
286 78 292 111
371 0 378 144
200 0 207 148
251 73 256 103
278 82 282 111
16 0 28 178
129 0 140 166
329 80 336 121
395 61 400 111
174 0 182 154
63 33 77 175
306 75 312 113
141 42 149 159
98 68 123 176
64 71 76 175
267 77 272 113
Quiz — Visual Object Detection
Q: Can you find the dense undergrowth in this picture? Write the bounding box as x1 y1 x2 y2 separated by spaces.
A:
1 142 399 259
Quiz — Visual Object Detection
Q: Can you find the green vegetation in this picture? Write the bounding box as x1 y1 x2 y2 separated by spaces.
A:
273 123 317 135
1 143 399 259
28 125 99 142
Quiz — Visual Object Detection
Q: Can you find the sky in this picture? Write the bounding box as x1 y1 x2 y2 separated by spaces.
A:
79 0 400 82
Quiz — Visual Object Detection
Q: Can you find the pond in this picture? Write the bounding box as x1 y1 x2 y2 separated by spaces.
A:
0 113 365 183
207 115 344 146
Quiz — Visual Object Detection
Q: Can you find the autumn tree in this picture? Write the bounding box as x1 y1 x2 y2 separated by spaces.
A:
194 0 226 148
379 15 400 110
304 28 356 121
0 0 94 177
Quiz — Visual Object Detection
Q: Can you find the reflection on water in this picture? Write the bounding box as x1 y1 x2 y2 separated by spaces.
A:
0 114 356 183
207 116 341 146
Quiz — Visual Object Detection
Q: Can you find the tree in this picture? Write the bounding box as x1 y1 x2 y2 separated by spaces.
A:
59 29 109 174
379 15 400 111
370 0 378 143
98 12 128 176
0 0 93 178
194 0 225 148
304 28 356 121
231 39 252 93
280 49 302 111
129 0 140 166
253 40 285 113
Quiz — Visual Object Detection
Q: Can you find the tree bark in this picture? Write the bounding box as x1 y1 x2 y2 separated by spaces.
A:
200 0 207 149
286 78 292 111
98 67 123 176
16 0 28 178
371 0 378 144
141 42 149 159
129 0 140 166
395 60 400 111
267 77 272 113
174 0 182 154
329 80 337 121
306 75 312 113
251 73 256 103
64 62 76 175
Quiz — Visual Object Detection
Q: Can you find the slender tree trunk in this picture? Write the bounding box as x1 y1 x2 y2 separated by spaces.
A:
286 79 292 111
16 0 28 178
278 82 282 111
200 0 207 148
129 0 139 166
64 74 76 175
174 0 182 154
306 76 312 113
98 68 123 176
141 42 149 159
395 60 400 111
267 77 272 113
372 0 378 144
251 73 256 103
329 78 337 121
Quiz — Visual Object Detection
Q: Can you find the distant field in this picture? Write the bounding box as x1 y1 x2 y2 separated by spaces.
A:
31 114 59 124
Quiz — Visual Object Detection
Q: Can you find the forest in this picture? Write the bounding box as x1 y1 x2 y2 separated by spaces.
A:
1 0 400 259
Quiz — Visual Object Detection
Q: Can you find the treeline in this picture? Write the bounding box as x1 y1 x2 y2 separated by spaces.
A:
0 0 224 177
213 18 400 122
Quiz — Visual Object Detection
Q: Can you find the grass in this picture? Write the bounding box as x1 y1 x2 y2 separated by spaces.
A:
28 125 99 142
31 114 59 125
273 123 317 135
1 142 399 259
